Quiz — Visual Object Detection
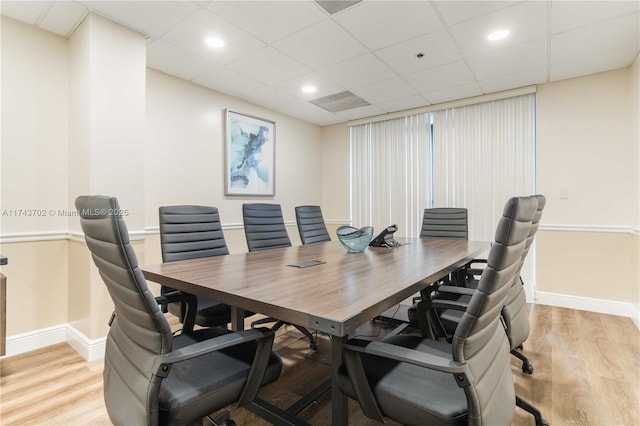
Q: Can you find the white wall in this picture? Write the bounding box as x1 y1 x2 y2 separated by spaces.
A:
319 67 639 317
145 69 324 253
0 16 326 350
537 68 634 228
1 17 70 337
535 68 637 314
321 123 350 224
1 16 69 235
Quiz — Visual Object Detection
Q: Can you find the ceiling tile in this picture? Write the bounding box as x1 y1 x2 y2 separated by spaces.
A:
467 39 546 80
551 0 639 35
147 39 212 81
376 95 430 113
161 9 265 64
550 13 639 64
375 30 462 75
39 1 87 37
273 19 367 69
550 45 639 82
478 67 547 93
319 54 396 89
335 104 385 121
193 64 268 98
351 77 418 104
433 1 519 26
1 1 51 25
227 47 310 85
333 0 442 50
83 1 199 38
277 101 343 126
404 61 475 93
422 83 484 105
276 73 346 101
449 1 547 56
206 1 327 44
236 84 300 111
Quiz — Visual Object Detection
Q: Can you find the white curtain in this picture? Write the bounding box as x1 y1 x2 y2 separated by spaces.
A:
432 94 536 294
350 115 432 238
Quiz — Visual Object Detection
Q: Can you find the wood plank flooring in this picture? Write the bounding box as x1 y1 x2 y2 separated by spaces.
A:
1 304 638 425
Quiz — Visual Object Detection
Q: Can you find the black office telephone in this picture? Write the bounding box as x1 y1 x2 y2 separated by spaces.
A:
369 224 398 248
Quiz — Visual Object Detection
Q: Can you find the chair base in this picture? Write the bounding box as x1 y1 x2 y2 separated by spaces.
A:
206 409 235 426
516 396 549 426
512 347 534 374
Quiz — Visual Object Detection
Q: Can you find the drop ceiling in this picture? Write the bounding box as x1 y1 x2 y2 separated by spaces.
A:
2 0 638 126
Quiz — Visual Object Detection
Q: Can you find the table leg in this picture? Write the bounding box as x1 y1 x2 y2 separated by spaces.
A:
331 334 349 425
231 307 245 331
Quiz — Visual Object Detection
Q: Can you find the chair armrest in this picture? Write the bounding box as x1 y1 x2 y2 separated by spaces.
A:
153 328 275 378
415 298 468 340
341 338 470 421
344 339 466 374
429 299 470 312
155 292 197 333
436 285 475 297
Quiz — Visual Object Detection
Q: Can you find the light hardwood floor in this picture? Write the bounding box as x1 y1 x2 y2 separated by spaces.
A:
1 304 638 425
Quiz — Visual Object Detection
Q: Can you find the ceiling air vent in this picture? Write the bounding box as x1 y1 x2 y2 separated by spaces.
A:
309 91 370 113
315 1 362 15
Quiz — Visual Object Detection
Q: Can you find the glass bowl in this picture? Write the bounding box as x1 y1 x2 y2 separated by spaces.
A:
336 226 374 253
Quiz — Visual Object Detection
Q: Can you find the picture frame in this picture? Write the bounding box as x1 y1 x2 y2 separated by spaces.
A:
224 109 276 196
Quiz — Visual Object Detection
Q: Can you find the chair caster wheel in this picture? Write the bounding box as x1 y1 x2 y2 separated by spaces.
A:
310 342 319 350
522 363 533 374
226 421 236 426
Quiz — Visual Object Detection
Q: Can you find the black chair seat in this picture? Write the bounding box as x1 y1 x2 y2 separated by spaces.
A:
337 335 467 426
160 328 282 425
189 297 254 328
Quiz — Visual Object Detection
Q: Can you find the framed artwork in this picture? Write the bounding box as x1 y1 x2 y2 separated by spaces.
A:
224 109 276 196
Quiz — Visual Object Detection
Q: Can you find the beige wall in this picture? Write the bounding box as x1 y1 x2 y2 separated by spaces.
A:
1 17 70 336
320 123 351 223
631 54 640 311
1 16 326 346
536 68 638 308
1 16 69 235
2 13 638 353
145 69 324 232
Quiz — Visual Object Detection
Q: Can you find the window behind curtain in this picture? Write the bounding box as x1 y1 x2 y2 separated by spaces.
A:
349 93 536 296
350 114 432 238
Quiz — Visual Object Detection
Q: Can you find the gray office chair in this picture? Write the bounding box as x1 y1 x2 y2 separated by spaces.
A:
242 203 292 252
295 205 331 245
76 195 282 426
427 195 547 374
420 207 468 239
336 196 548 426
159 205 254 328
243 203 318 349
381 207 469 327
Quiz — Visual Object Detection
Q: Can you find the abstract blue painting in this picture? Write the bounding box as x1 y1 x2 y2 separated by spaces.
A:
225 109 275 196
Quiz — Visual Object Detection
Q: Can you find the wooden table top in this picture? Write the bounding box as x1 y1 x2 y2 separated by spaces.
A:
142 238 489 337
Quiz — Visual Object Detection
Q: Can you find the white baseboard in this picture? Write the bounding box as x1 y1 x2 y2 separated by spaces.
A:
2 324 105 361
66 324 106 362
535 291 640 329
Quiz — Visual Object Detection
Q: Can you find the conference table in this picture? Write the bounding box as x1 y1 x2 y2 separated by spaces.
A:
142 237 489 425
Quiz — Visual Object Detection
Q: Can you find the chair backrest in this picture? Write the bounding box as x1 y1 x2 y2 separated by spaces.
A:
452 196 538 425
502 194 546 349
159 205 229 262
420 208 468 239
242 203 292 252
295 205 331 245
76 195 171 426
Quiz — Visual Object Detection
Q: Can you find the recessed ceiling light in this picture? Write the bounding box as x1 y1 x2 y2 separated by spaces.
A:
487 29 509 41
302 85 317 94
204 37 224 48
